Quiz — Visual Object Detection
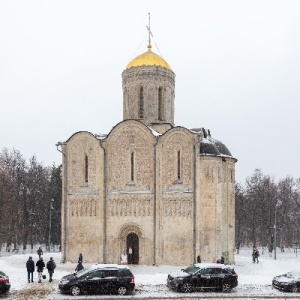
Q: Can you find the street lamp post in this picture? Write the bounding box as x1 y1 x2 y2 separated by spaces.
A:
274 207 277 260
274 201 282 260
48 199 54 252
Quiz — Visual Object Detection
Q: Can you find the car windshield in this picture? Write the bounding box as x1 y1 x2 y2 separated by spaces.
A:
286 271 300 279
183 265 200 274
76 267 93 277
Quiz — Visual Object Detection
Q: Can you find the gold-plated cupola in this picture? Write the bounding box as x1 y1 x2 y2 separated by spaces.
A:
126 13 171 70
122 14 175 132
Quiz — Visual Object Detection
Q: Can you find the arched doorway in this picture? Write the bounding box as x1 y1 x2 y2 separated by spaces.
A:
127 232 139 264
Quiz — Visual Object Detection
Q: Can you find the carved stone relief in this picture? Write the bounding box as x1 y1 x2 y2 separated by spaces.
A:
162 195 192 218
69 197 98 217
108 124 154 191
161 132 193 189
108 195 152 217
68 134 100 188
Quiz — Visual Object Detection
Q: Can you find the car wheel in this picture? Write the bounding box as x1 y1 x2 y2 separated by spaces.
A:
180 282 193 293
292 285 298 293
70 285 81 296
117 286 127 295
222 283 232 293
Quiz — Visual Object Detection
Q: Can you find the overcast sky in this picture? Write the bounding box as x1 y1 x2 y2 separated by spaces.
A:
0 0 299 183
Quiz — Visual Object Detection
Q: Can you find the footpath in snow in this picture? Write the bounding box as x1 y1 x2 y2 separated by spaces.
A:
1 247 300 299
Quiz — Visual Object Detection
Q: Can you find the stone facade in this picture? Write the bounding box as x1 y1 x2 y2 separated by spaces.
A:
58 45 237 266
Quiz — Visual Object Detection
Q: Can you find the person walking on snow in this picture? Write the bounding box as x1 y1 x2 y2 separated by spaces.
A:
46 257 56 282
37 247 43 259
26 256 35 283
254 248 260 263
36 257 45 283
75 260 84 272
252 248 256 263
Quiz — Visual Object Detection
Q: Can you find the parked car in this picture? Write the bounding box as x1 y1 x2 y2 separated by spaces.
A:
167 263 238 293
58 264 135 296
272 271 300 292
0 271 11 294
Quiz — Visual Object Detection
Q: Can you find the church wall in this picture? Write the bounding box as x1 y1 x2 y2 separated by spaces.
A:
199 156 236 264
226 163 236 264
105 120 156 265
63 132 104 263
156 128 196 265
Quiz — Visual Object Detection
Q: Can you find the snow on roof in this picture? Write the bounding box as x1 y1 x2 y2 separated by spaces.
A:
94 133 107 140
147 126 162 137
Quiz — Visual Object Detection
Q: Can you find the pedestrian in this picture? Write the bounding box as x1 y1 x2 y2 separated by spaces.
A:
37 247 43 259
26 256 35 283
36 257 45 283
252 248 256 263
75 260 84 272
197 253 201 263
78 253 83 262
46 257 56 282
236 241 240 254
254 248 259 263
220 256 225 264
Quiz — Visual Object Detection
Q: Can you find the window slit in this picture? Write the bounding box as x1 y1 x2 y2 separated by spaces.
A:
177 151 181 180
158 87 163 120
139 86 144 118
85 155 88 183
131 152 134 181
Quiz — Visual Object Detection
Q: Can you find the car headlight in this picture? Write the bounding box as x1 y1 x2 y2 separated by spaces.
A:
60 279 70 285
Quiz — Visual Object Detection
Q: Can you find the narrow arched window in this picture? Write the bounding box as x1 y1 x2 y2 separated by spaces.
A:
158 86 163 120
131 152 135 181
177 151 181 180
139 86 144 118
85 155 88 183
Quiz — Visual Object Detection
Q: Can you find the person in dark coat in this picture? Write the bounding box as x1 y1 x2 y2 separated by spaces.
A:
46 257 56 282
254 248 259 263
26 256 35 283
37 247 43 259
197 253 201 263
36 257 45 283
75 260 84 273
78 253 83 262
252 248 256 263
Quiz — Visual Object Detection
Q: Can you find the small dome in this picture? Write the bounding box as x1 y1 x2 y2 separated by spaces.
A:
200 137 233 157
189 128 233 158
127 47 171 70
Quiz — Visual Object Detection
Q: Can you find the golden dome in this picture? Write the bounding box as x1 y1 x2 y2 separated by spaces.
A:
126 46 171 70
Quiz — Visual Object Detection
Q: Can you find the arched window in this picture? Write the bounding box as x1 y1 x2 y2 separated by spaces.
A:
131 152 135 181
139 86 144 118
177 150 181 180
85 155 88 183
158 86 163 121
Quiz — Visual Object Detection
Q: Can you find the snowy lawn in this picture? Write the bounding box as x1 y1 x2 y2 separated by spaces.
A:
1 247 300 299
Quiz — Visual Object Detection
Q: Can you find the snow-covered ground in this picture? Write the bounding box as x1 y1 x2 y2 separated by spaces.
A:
1 247 300 299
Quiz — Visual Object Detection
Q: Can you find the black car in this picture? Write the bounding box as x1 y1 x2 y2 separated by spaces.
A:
59 264 135 296
167 263 238 293
0 271 11 294
272 271 300 292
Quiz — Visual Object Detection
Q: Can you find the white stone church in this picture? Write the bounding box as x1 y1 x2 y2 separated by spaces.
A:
57 29 237 266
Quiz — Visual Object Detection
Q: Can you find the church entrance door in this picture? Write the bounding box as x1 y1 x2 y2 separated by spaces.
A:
126 232 139 264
